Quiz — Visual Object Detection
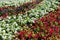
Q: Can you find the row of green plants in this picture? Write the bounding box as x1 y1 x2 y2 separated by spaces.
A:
0 0 43 16
0 0 33 7
0 0 59 40
0 0 58 17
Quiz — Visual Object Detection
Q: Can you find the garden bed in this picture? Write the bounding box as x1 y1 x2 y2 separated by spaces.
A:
0 0 59 40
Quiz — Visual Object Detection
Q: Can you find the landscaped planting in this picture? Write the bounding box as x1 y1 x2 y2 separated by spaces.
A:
0 0 43 17
0 0 58 17
0 0 59 40
0 0 33 7
15 9 60 40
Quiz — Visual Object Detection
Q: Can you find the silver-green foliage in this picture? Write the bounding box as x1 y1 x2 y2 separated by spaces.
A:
0 0 33 7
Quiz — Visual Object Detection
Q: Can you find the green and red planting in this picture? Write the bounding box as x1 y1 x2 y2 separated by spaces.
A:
15 9 60 40
0 0 59 40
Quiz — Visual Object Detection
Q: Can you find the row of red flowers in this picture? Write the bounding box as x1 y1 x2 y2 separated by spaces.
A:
14 9 60 40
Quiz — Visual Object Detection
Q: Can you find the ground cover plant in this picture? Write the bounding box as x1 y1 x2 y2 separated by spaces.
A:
15 9 60 40
0 0 59 40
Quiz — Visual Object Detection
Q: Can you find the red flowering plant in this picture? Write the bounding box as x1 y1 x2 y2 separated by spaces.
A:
14 9 60 40
12 10 60 40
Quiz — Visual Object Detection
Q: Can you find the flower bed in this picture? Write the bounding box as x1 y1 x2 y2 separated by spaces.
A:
0 0 59 40
0 0 43 17
15 9 60 40
0 0 58 18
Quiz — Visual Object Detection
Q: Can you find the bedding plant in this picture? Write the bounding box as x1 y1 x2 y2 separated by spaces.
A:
15 9 60 40
0 0 59 40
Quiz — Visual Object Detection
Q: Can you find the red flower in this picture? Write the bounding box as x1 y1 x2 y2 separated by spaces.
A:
58 20 60 24
5 13 8 16
0 8 3 10
41 36 46 39
55 26 59 32
49 28 54 34
19 30 26 38
56 9 60 13
28 32 32 38
40 17 44 22
44 22 49 27
49 17 56 22
2 13 8 19
20 30 26 35
33 33 39 38
49 12 53 16
45 17 49 21
53 25 59 32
